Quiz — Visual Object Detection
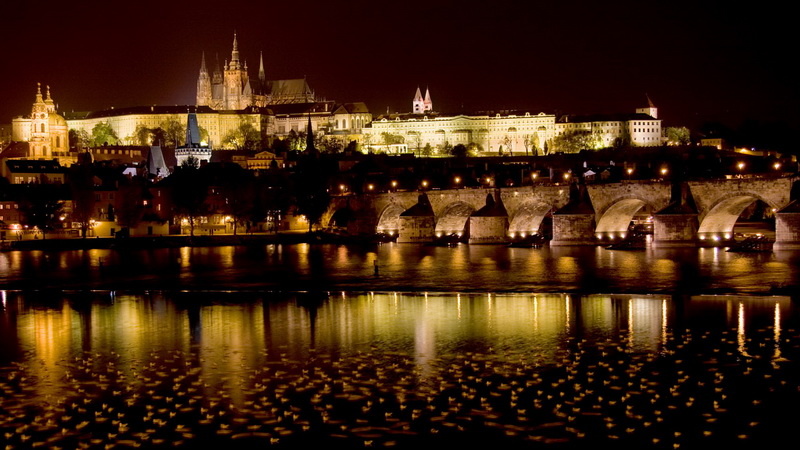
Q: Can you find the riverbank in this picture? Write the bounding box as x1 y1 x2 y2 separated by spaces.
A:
1 231 383 251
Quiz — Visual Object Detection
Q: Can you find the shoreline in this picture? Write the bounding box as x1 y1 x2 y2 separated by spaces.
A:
1 232 383 251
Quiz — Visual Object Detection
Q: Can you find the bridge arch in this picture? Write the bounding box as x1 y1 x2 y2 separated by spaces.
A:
435 202 475 237
327 207 355 229
594 197 656 241
697 191 776 242
508 201 553 238
375 203 410 236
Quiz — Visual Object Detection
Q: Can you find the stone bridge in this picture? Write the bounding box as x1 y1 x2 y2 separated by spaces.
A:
323 176 800 249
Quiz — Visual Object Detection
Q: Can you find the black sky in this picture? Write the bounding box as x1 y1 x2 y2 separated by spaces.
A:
1 0 795 139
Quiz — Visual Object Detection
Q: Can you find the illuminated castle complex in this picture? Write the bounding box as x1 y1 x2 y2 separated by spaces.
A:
196 33 315 110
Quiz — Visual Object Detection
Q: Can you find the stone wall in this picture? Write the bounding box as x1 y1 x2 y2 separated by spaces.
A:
468 216 509 244
397 216 436 243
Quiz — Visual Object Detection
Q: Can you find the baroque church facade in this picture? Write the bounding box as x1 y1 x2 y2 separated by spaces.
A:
196 33 315 110
6 83 73 166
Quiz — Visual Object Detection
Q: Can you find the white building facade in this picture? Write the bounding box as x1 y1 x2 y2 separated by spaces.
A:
364 92 663 155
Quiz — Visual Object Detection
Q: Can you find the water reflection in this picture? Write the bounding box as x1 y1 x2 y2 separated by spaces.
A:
1 244 799 293
1 290 798 448
2 291 794 400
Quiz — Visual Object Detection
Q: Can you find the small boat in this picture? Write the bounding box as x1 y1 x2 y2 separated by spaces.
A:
726 235 773 252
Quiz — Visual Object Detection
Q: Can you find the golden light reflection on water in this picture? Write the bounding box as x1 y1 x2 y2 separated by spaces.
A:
179 246 191 269
738 301 748 357
2 292 795 407
653 258 676 279
218 245 234 269
774 302 781 360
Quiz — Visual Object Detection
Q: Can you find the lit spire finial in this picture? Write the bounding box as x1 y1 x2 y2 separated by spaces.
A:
35 82 43 103
231 31 240 65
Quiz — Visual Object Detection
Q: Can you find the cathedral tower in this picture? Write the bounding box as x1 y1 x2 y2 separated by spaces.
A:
223 32 252 110
196 52 212 107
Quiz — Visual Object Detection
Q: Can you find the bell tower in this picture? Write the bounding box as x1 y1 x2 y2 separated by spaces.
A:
29 83 50 158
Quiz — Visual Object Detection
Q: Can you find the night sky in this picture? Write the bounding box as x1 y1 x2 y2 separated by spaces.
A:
1 1 795 147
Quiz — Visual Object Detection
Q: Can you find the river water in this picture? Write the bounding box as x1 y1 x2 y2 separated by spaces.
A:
1 243 799 292
1 244 799 448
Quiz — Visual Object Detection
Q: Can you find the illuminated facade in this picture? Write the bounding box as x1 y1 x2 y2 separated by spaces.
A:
9 84 74 165
363 94 663 154
363 110 557 155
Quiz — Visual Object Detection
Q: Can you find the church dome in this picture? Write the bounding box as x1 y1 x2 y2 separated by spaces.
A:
48 113 68 128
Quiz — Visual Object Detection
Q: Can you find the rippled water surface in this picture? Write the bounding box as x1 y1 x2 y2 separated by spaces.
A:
1 291 799 448
1 243 799 292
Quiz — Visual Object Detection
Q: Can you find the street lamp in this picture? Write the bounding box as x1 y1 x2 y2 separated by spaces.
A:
660 167 668 178
339 184 347 193
774 162 782 171
421 180 428 190
367 184 374 191
454 176 461 187
737 162 745 177
391 180 398 190
626 167 633 179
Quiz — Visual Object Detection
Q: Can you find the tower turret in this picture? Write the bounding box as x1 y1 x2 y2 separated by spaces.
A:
423 87 433 113
30 83 50 158
636 94 658 119
44 85 56 113
412 87 424 114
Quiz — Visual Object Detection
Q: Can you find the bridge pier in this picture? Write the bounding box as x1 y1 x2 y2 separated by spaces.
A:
550 212 596 246
469 216 509 244
397 216 436 243
774 200 800 250
397 194 436 243
652 203 699 247
469 192 510 244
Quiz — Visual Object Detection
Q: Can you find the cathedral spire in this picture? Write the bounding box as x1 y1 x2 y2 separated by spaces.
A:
230 31 240 68
258 51 266 82
200 51 208 74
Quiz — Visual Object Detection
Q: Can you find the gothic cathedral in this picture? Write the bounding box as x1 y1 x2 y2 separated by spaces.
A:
196 33 315 110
